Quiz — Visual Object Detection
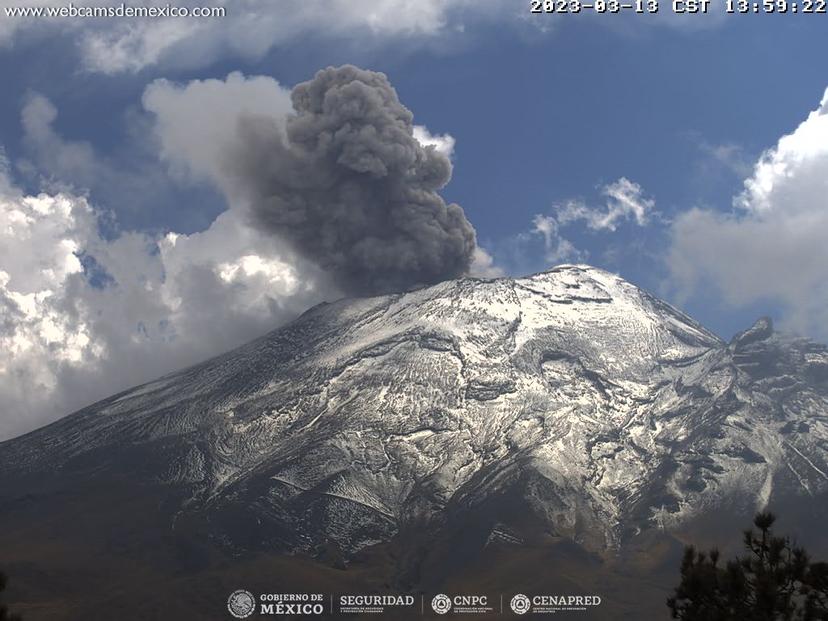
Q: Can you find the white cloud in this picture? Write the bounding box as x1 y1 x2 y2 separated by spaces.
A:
20 95 98 182
469 246 504 278
0 167 334 441
669 87 828 339
413 125 456 159
0 0 504 74
525 177 656 265
80 0 469 73
0 0 729 74
557 177 655 231
531 214 584 263
142 72 293 191
0 149 16 196
17 91 194 222
698 141 753 178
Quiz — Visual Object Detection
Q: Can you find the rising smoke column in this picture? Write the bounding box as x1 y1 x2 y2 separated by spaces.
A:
228 65 478 296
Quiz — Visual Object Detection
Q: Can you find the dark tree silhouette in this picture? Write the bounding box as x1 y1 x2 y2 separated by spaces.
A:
668 512 828 620
0 571 22 621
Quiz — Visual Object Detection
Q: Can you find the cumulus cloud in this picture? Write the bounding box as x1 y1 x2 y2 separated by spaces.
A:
669 87 828 339
0 166 332 441
413 125 456 159
16 91 204 228
20 94 98 181
0 150 15 196
469 246 504 278
142 72 294 190
0 0 729 75
0 0 503 74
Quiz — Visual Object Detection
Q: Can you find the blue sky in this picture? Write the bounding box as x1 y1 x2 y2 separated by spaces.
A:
1 3 828 438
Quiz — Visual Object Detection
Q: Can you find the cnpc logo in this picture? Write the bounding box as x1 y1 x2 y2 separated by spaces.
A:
431 594 452 614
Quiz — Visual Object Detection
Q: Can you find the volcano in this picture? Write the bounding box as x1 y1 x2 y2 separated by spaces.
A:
2 265 827 620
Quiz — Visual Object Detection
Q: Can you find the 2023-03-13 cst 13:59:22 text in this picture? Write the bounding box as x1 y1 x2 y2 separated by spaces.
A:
530 0 825 14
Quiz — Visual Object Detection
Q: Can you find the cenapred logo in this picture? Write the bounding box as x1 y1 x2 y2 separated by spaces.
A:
510 593 531 615
227 589 256 619
511 593 602 615
432 593 452 615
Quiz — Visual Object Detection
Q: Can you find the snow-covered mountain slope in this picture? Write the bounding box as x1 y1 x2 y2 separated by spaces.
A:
2 265 827 558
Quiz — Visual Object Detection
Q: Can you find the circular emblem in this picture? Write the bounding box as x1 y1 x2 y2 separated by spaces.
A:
511 593 531 615
227 589 256 618
432 593 452 615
